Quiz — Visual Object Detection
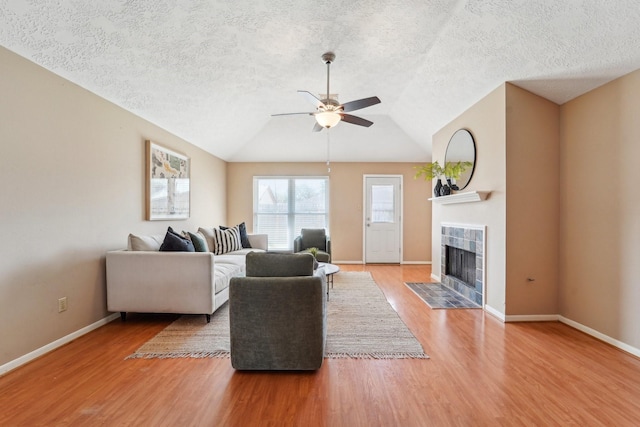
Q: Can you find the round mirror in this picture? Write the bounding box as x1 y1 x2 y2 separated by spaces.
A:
445 129 476 190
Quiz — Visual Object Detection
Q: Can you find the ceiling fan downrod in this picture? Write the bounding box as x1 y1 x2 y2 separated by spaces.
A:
322 52 335 105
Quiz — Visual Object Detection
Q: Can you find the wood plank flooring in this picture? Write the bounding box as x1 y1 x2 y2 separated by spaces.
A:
2 265 640 426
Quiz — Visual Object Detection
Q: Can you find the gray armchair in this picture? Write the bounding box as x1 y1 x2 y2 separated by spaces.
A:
293 228 331 263
229 252 327 370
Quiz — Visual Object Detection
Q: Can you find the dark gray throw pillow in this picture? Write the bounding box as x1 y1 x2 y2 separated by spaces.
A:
160 227 195 252
220 222 252 248
187 232 208 252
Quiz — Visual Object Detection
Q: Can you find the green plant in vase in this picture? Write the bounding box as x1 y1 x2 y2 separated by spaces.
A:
308 247 320 269
444 161 473 191
414 160 473 197
414 161 447 197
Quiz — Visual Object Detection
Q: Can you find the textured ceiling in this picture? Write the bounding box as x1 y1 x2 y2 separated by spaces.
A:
2 1 640 162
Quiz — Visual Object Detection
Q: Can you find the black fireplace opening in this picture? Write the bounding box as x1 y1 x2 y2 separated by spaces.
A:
445 246 476 287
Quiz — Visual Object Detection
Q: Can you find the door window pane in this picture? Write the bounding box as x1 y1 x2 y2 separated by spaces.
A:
371 185 394 223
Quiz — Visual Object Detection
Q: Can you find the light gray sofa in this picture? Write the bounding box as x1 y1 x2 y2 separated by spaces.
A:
106 232 267 322
229 252 327 370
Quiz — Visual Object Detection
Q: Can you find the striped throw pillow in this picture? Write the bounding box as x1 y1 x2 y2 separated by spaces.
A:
212 226 241 255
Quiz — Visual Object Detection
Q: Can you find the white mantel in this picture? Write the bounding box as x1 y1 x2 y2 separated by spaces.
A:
429 191 490 204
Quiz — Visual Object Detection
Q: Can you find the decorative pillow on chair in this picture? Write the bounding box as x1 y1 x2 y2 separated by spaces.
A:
211 226 242 255
220 222 252 248
159 227 195 252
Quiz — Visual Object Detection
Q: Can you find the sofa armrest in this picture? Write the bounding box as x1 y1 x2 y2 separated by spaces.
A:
106 250 216 315
247 233 268 250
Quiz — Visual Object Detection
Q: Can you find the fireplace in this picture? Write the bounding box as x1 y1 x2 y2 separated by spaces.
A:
440 224 485 306
445 246 476 286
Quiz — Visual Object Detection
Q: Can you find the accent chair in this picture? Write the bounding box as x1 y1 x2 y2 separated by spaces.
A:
293 228 331 263
229 252 327 370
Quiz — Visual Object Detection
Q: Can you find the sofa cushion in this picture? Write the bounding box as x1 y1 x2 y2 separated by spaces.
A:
186 231 209 252
220 222 252 248
211 226 242 255
246 252 314 277
214 254 246 267
128 233 164 251
214 259 245 293
225 248 266 256
159 227 195 252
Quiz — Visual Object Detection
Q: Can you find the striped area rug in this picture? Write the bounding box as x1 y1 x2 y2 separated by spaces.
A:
128 271 428 360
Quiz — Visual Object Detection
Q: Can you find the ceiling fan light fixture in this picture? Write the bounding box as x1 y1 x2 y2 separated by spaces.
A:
272 51 380 131
315 111 341 128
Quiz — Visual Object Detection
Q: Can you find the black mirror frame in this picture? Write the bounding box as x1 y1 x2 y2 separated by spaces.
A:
444 128 476 191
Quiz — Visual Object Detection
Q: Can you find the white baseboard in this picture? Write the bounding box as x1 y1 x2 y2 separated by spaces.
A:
559 316 640 358
484 304 505 321
430 273 441 282
486 311 640 358
332 260 364 265
505 314 560 322
0 313 120 377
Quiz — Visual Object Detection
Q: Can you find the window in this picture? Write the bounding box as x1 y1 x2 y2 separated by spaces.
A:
254 177 329 250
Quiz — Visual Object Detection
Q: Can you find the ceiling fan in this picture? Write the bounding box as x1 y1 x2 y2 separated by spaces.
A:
272 52 381 131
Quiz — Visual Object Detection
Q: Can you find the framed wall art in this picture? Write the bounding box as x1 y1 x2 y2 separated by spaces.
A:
146 140 190 220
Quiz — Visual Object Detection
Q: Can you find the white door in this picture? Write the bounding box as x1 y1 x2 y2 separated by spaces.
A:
364 176 402 263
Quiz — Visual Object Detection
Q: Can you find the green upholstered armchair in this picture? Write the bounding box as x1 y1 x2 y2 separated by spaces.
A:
293 228 331 263
229 252 327 370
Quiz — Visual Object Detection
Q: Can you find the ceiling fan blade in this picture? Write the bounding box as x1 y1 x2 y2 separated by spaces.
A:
312 122 324 132
341 114 374 127
341 96 381 113
298 90 325 109
271 112 314 116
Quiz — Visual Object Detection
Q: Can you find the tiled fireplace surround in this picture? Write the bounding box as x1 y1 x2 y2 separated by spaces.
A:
440 224 485 306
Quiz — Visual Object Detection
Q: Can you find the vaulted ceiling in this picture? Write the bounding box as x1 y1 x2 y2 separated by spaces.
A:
2 1 640 162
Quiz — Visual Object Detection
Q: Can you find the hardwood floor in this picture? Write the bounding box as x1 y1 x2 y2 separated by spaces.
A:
2 264 640 426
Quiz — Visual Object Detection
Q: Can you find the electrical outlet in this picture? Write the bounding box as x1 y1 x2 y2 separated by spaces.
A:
58 297 67 313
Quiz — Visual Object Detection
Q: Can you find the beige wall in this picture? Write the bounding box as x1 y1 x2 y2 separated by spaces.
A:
0 47 227 366
433 71 640 351
227 162 431 263
432 85 507 312
560 69 640 347
505 84 560 315
432 83 560 316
